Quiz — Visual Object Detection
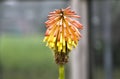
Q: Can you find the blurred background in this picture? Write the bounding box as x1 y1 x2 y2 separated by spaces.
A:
0 0 120 79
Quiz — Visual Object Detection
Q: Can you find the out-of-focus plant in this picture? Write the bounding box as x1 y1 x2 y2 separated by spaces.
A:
43 7 83 79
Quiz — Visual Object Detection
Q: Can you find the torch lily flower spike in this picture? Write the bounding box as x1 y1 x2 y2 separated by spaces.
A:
43 7 83 65
43 7 83 79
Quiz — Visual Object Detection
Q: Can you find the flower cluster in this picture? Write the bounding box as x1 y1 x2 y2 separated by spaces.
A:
43 7 83 64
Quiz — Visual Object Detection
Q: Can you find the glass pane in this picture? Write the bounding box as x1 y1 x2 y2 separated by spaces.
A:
89 0 120 79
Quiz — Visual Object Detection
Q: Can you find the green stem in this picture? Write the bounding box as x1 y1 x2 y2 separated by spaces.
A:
59 65 65 79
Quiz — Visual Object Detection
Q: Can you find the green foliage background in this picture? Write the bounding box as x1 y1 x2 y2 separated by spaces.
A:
0 35 58 79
